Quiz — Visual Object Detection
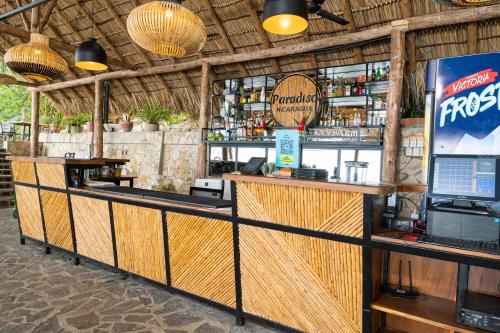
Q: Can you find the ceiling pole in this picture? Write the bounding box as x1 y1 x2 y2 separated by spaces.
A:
30 0 40 157
383 22 407 184
242 0 281 73
200 0 248 77
341 0 363 63
196 62 211 179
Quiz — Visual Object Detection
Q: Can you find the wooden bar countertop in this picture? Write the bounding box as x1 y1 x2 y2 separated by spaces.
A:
223 173 395 195
7 156 130 165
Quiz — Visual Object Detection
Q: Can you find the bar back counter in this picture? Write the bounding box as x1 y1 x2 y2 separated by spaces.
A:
8 156 499 333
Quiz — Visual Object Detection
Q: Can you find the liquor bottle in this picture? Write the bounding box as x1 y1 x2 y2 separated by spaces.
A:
386 65 390 79
367 112 373 126
327 80 333 97
376 66 381 81
260 87 266 102
371 66 376 81
250 89 257 103
381 66 387 81
352 79 358 96
345 83 351 96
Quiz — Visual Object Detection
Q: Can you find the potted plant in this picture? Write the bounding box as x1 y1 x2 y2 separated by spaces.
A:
48 110 63 133
120 112 134 132
137 104 172 132
63 112 88 134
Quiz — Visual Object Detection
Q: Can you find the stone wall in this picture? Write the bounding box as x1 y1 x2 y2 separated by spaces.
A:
34 122 200 194
398 124 425 218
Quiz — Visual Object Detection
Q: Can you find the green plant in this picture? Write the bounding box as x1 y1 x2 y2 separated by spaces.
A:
10 196 18 220
63 112 89 129
137 104 172 125
164 112 189 126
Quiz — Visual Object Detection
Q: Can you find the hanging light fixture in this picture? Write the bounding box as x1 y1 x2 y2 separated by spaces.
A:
75 38 108 71
4 33 68 81
75 0 108 71
127 0 207 57
262 0 309 36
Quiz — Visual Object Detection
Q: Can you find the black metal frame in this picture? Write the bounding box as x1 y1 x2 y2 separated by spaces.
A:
13 176 500 333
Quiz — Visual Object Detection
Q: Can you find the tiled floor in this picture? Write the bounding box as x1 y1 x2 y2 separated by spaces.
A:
0 208 276 333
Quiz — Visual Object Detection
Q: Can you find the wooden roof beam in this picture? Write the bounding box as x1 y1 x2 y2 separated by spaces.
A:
38 0 57 32
467 22 478 54
101 0 182 106
199 0 248 77
15 0 30 30
241 0 281 73
341 0 362 63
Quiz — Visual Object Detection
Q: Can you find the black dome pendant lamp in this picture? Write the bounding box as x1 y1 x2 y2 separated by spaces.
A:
75 37 108 71
75 0 108 71
262 0 308 36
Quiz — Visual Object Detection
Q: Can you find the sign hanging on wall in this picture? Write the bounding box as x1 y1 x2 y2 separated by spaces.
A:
270 74 320 128
275 129 300 168
433 52 500 155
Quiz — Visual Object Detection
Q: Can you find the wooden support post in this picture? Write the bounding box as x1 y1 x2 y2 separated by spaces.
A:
196 62 211 179
383 24 406 184
30 91 40 157
94 80 104 159
467 22 478 54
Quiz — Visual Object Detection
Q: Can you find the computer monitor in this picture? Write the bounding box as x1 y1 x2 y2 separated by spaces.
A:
428 155 500 201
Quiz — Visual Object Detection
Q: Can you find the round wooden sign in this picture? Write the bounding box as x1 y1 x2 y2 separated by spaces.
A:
270 74 320 128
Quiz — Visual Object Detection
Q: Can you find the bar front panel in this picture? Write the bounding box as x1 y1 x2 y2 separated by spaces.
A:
112 202 166 284
239 224 362 332
11 161 36 184
167 212 236 307
237 181 364 237
71 195 114 266
40 189 73 251
36 163 67 189
15 185 44 241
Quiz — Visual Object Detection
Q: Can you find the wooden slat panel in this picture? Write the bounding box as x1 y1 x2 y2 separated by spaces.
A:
11 161 37 184
71 195 114 266
167 212 235 307
240 225 362 332
40 190 73 251
15 185 43 241
36 163 66 189
237 182 364 237
113 203 166 284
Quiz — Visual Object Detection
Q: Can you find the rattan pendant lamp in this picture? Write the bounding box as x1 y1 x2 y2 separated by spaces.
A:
75 0 108 71
127 0 207 57
4 33 68 81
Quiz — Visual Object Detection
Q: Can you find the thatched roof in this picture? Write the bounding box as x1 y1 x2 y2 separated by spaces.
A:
0 0 499 115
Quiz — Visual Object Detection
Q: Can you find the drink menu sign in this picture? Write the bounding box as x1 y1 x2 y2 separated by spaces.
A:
433 52 500 155
270 74 320 128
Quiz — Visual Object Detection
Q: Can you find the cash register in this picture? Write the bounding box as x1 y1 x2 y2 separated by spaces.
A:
424 155 500 255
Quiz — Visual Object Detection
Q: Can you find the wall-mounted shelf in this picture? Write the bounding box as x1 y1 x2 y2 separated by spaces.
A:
372 293 489 333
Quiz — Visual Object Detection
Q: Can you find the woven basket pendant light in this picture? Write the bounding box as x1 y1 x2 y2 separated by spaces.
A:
127 0 207 57
4 33 68 81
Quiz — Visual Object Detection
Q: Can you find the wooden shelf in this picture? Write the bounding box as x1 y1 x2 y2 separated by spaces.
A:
372 293 490 333
372 232 500 261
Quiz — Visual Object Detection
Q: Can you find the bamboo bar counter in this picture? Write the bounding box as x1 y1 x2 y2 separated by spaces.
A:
8 154 393 332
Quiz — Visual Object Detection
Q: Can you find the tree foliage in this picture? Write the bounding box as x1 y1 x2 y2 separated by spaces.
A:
0 61 56 122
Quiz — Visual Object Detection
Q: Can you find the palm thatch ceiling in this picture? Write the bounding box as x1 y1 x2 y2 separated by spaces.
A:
0 0 499 115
